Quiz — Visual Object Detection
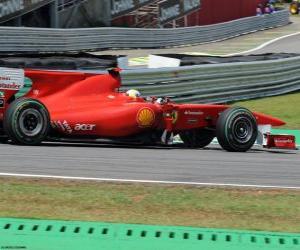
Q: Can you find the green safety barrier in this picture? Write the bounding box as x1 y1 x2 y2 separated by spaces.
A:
0 218 299 250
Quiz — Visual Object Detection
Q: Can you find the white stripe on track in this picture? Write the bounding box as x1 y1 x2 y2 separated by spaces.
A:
225 31 300 56
0 172 299 190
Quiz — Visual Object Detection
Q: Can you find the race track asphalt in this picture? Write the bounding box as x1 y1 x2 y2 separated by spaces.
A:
247 33 300 54
0 142 299 188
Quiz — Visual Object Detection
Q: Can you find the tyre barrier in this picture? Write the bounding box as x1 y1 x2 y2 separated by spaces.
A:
0 53 120 70
0 10 289 52
120 55 300 103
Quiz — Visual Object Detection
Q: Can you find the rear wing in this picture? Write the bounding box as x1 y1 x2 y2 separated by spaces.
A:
0 67 24 117
0 67 122 105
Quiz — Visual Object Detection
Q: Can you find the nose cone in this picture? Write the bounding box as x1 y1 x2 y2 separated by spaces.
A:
253 112 286 127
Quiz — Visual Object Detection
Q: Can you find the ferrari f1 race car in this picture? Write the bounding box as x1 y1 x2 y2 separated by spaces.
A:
0 67 296 151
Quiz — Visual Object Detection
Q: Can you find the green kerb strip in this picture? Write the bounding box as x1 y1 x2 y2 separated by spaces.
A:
272 129 300 146
0 218 299 250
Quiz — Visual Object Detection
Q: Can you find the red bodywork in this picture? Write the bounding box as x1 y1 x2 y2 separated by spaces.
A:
0 69 285 141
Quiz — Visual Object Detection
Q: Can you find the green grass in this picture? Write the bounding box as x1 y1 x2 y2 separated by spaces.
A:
0 178 299 233
233 92 300 129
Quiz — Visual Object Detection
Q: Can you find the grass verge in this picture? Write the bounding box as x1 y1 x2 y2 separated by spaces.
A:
0 177 299 233
233 92 300 129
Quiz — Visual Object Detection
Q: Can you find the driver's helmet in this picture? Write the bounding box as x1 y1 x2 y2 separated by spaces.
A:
126 89 141 98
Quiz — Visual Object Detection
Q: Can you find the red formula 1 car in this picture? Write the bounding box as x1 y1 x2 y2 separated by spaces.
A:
0 68 296 151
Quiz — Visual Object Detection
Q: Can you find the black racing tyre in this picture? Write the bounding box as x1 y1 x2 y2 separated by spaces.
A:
216 107 257 152
180 128 215 148
290 3 299 14
4 98 50 145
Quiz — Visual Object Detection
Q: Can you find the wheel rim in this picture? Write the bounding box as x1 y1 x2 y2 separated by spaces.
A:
19 108 43 136
232 116 253 144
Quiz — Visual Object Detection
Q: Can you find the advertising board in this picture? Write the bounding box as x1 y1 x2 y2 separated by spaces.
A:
159 0 201 24
111 0 155 18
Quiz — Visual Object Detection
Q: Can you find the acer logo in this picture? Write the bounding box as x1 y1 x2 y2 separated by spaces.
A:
74 124 96 131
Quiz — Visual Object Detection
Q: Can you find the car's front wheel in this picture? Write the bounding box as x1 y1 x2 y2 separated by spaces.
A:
216 107 257 152
4 98 50 145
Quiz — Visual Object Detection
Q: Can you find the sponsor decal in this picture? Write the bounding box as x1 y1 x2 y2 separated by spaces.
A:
0 82 21 90
0 67 24 90
51 120 73 134
187 118 198 124
74 124 96 131
62 120 73 134
0 98 4 108
137 108 155 127
274 138 294 144
184 110 203 116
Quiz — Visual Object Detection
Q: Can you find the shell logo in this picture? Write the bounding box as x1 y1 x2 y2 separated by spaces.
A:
137 108 155 127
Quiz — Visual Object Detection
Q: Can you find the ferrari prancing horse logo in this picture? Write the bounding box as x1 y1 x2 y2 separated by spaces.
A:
137 108 155 127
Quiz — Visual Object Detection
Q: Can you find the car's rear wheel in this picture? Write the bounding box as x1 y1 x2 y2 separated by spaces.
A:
216 107 257 152
4 98 50 145
180 128 215 148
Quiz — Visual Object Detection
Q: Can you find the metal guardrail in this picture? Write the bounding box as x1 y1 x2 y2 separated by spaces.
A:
121 55 300 103
0 218 299 250
0 10 289 52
